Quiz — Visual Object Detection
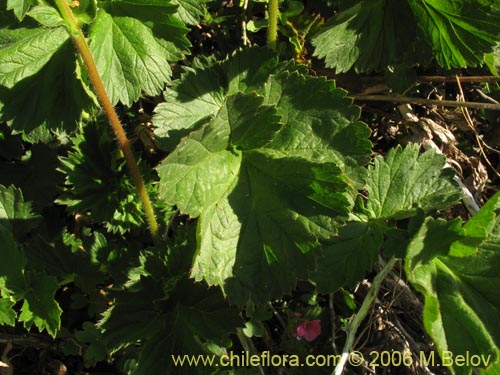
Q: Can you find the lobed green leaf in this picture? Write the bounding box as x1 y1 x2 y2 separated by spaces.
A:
170 0 207 25
0 298 16 326
262 72 371 187
312 0 417 73
365 144 462 220
19 275 62 337
311 221 384 293
100 272 241 375
0 226 26 296
26 5 64 27
156 54 370 303
58 120 151 234
313 0 500 72
6 0 36 20
89 10 172 106
0 184 39 239
0 27 69 88
408 0 500 69
0 40 93 137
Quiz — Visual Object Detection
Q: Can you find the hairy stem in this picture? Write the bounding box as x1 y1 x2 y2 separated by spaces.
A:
54 0 159 244
267 0 279 50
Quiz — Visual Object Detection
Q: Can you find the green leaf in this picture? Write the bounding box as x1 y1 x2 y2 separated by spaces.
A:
0 185 40 296
485 44 500 76
6 0 36 20
26 5 64 27
481 352 500 374
99 278 168 353
99 0 190 61
0 226 26 296
155 48 370 182
158 93 279 217
313 0 500 72
382 226 411 258
75 322 107 367
0 184 39 240
159 91 352 304
19 275 62 337
222 48 287 95
243 320 265 338
24 230 105 294
0 26 39 50
312 0 417 73
156 49 371 304
100 276 241 375
262 72 371 187
408 0 500 69
88 9 173 106
170 0 207 25
0 39 93 136
153 48 283 150
153 67 225 150
0 27 69 88
58 119 152 234
153 279 241 375
247 19 268 33
201 156 344 305
406 192 500 375
311 221 384 293
152 15 191 61
365 144 462 220
0 298 16 325
101 0 178 21
450 189 500 257
281 1 304 20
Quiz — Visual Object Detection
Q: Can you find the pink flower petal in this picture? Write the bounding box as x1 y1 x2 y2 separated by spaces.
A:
295 319 321 342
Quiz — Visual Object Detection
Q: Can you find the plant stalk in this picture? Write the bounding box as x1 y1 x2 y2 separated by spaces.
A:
267 0 279 50
236 328 265 375
54 0 159 244
333 257 397 375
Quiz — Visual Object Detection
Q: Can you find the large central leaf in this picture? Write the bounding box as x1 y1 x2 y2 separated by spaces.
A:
156 49 371 304
158 92 354 304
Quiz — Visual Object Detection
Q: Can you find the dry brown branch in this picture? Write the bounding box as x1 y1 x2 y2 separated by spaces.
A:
352 94 500 111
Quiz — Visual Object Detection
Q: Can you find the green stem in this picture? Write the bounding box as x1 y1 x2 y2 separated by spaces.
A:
236 328 265 375
267 0 279 50
54 0 160 244
332 257 397 375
